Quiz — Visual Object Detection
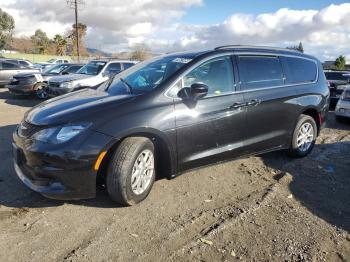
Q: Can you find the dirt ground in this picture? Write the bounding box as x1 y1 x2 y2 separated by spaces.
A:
0 88 349 262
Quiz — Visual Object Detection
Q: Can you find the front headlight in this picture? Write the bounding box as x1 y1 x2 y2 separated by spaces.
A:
60 81 74 88
32 123 91 144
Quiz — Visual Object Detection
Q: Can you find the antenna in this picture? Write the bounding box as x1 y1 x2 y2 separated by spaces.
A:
66 0 85 62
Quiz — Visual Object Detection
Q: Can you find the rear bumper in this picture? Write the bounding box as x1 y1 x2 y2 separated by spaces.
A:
12 128 113 200
335 100 350 118
7 83 35 95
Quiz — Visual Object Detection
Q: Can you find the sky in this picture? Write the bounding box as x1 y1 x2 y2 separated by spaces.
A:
2 0 350 62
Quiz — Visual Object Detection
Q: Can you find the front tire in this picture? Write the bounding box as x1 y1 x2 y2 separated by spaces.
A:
107 137 156 206
288 114 317 158
34 82 48 99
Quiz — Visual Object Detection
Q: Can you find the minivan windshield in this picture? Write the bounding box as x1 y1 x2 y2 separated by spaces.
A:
101 54 194 95
77 61 106 75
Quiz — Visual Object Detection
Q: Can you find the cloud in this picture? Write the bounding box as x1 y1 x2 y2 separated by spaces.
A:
2 0 202 50
2 1 350 61
164 3 350 62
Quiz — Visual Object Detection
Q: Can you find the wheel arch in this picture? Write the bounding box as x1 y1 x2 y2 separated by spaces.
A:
301 107 321 135
96 128 177 186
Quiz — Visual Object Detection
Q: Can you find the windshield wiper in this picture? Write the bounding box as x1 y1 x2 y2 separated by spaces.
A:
120 78 133 94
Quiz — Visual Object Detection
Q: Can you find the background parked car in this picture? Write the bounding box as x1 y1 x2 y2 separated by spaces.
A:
335 86 350 122
34 58 70 71
0 59 39 87
47 59 137 97
1 58 35 69
324 70 350 108
7 63 83 99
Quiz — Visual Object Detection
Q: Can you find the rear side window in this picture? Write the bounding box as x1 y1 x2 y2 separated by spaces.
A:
123 63 135 70
284 57 317 84
238 56 284 90
19 61 29 67
1 61 19 69
105 63 122 74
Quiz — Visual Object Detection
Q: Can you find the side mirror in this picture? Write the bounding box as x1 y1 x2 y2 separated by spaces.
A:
178 83 208 101
190 83 208 100
61 71 69 75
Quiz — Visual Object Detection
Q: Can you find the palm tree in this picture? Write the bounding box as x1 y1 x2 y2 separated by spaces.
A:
53 34 67 56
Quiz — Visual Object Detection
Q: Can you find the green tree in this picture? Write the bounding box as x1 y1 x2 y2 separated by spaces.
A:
287 42 304 53
334 55 346 70
0 8 15 50
31 29 50 54
297 42 304 53
53 34 67 55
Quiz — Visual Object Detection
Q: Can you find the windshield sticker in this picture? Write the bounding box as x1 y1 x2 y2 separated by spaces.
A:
172 58 192 64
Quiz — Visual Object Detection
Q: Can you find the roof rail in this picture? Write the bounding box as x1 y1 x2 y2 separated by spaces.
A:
214 45 301 53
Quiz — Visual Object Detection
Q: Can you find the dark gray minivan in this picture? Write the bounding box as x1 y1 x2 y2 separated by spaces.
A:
13 45 329 206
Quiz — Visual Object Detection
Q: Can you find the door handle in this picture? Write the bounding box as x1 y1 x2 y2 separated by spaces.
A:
246 99 261 106
230 102 245 109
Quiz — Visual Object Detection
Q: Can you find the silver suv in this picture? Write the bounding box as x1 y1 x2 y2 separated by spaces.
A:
0 59 38 87
47 59 137 97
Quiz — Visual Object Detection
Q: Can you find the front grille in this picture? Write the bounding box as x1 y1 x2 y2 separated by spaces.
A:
18 121 46 138
49 82 60 88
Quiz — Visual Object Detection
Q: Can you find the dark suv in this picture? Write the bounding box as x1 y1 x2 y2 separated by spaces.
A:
13 46 329 205
324 70 350 107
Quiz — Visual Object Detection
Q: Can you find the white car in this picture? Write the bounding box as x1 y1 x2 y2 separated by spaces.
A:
335 86 350 121
47 60 137 97
35 58 71 71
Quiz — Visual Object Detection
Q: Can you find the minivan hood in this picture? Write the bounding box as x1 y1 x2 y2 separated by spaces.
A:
49 74 93 83
26 89 134 126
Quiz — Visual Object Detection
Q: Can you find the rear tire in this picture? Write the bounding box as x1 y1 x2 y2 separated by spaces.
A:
107 137 156 206
288 114 317 158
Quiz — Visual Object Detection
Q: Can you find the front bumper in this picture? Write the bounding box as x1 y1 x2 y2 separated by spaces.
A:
7 83 35 95
12 127 113 200
335 99 350 118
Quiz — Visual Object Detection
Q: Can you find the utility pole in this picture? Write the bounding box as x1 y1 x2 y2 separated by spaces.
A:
67 0 85 62
74 0 79 62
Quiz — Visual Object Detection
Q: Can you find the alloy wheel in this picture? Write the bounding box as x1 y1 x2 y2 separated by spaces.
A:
131 149 154 195
36 84 48 99
297 122 314 152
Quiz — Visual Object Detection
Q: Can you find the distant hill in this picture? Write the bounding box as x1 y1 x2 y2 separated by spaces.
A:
86 47 112 57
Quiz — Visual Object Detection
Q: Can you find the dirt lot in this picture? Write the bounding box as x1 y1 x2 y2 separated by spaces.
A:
0 88 349 262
